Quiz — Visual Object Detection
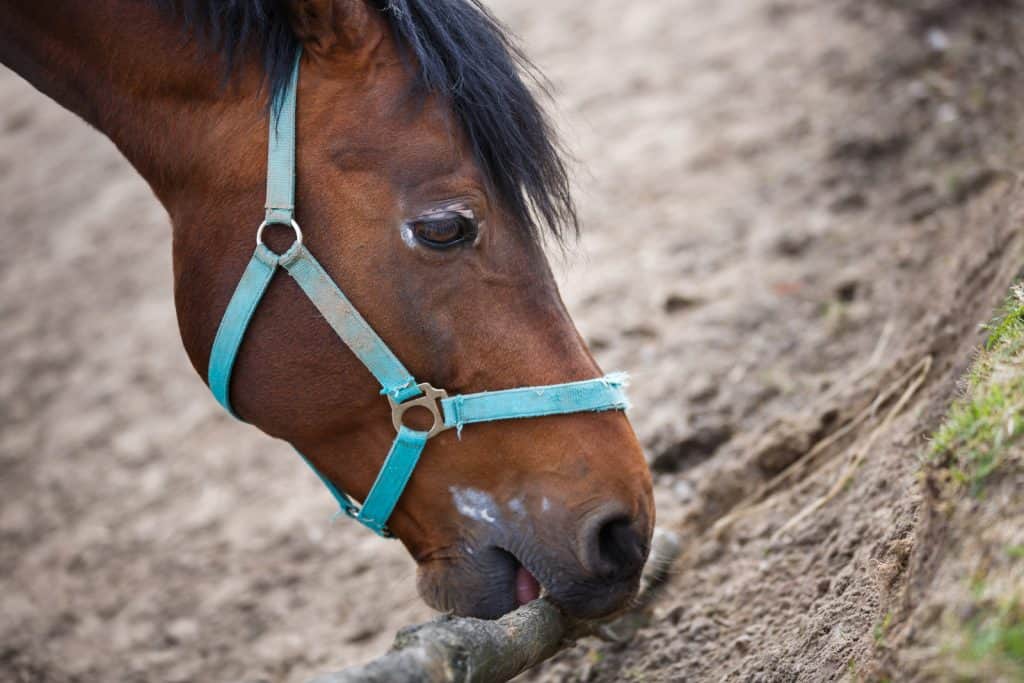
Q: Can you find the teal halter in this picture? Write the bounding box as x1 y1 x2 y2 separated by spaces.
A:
207 50 630 537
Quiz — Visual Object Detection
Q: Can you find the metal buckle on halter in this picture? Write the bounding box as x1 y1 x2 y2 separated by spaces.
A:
388 383 451 439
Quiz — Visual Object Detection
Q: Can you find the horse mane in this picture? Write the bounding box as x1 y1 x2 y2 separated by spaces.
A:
153 0 576 240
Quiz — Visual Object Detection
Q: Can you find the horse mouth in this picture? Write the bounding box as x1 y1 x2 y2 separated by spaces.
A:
491 546 546 611
418 541 641 620
513 558 542 606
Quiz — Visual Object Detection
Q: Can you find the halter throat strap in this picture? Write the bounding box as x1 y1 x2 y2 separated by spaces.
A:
206 49 630 537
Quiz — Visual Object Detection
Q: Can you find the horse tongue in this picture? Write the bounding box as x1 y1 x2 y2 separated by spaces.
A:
515 565 541 605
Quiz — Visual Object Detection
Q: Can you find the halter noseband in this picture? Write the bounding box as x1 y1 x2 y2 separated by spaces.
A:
206 50 630 537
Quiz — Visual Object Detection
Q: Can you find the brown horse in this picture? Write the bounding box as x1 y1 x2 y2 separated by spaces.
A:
1 0 654 620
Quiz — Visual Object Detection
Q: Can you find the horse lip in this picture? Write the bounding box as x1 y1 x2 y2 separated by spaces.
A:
504 543 642 619
501 548 549 605
419 541 634 619
491 546 547 604
417 544 532 618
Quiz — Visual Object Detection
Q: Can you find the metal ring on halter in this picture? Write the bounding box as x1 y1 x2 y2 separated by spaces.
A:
388 383 452 439
256 219 303 249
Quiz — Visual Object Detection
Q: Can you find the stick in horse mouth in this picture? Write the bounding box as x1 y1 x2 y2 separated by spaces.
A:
1 0 655 623
310 528 682 683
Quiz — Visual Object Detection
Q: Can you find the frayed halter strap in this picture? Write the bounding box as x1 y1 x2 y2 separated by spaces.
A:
206 49 629 537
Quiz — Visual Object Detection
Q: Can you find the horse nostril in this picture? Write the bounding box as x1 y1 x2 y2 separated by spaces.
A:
582 513 647 580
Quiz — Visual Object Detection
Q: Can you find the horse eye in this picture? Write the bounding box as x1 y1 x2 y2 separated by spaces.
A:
409 214 477 249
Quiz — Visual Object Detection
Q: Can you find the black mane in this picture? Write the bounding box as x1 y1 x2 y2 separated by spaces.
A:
155 0 576 240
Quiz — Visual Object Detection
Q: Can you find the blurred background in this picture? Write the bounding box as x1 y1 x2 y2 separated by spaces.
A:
2 0 1022 681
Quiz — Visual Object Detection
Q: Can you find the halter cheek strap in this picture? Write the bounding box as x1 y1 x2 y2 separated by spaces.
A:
206 49 630 537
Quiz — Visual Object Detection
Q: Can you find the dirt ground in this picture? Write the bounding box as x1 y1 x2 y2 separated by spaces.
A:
2 1 1022 682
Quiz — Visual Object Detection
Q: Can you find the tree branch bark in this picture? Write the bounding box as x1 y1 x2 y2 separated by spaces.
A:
309 528 681 683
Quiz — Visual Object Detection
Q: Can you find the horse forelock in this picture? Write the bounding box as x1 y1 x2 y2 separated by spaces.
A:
152 0 577 242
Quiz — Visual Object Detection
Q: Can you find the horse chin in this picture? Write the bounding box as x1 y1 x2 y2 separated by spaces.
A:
417 546 541 620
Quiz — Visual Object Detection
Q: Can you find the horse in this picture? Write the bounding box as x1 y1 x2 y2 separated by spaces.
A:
1 0 654 620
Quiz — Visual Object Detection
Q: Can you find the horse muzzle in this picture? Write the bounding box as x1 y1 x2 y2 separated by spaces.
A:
416 501 651 620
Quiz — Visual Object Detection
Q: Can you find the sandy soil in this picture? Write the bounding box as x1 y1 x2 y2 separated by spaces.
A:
2 0 1022 681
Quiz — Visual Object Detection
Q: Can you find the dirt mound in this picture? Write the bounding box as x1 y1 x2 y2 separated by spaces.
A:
2 1 1023 682
533 1 1024 680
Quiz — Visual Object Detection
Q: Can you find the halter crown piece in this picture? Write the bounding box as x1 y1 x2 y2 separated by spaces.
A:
206 49 630 537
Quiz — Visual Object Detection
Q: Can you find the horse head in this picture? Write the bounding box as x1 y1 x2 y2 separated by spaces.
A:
3 0 655 620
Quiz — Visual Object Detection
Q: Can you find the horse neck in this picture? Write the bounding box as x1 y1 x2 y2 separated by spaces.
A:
0 0 265 213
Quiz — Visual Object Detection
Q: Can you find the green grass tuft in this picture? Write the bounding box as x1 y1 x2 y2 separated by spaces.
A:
923 283 1024 681
930 283 1024 493
931 381 1024 493
984 284 1024 353
954 596 1024 680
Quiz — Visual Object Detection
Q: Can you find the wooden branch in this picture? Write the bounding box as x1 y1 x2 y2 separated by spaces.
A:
309 528 681 683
